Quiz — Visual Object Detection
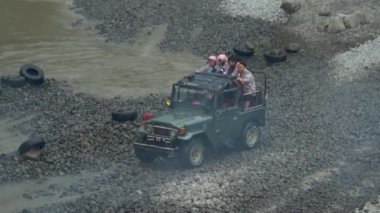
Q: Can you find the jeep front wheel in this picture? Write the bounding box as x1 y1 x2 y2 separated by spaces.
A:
241 123 260 149
179 139 206 168
135 148 158 163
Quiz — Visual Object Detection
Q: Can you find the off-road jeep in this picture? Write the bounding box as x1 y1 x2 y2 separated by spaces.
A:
134 72 267 168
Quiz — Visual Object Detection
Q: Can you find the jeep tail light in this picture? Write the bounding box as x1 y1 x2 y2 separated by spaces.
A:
143 113 154 121
178 127 187 136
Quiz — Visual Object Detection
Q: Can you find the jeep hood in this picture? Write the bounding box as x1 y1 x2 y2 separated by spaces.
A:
149 110 211 128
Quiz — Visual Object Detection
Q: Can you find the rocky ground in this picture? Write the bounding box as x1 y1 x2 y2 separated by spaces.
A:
1 0 380 212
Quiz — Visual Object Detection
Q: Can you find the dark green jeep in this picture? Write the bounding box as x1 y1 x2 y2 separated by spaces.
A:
134 72 267 168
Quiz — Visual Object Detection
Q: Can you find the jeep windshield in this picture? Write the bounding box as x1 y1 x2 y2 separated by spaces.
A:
171 85 214 111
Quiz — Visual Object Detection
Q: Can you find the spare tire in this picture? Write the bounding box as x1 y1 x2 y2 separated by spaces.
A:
112 110 138 122
19 64 45 85
18 137 46 155
264 49 287 63
233 47 254 57
1 75 26 88
285 43 301 53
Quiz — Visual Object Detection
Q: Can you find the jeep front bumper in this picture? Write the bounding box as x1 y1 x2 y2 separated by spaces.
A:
134 142 178 153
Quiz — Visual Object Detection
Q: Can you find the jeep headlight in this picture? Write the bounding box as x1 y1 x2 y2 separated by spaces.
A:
145 125 154 134
170 130 177 138
178 127 187 136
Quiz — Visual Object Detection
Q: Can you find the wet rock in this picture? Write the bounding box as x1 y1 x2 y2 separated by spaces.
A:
327 16 346 33
342 11 368 29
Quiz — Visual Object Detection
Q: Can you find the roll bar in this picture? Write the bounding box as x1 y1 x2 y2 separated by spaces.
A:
252 71 267 98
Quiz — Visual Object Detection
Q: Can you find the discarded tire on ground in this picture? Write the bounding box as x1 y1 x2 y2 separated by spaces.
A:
233 47 254 57
285 43 301 53
1 75 26 88
111 110 138 122
264 49 287 63
18 137 46 156
19 64 45 85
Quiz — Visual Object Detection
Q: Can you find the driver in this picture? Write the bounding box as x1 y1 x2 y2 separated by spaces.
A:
192 93 202 105
192 90 213 106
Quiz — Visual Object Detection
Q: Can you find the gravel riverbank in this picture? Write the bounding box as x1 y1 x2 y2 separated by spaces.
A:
1 51 379 212
72 0 281 57
0 80 167 183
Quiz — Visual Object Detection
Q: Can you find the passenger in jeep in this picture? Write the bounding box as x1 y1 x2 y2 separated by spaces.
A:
215 53 228 74
236 61 256 109
195 55 217 73
225 55 239 77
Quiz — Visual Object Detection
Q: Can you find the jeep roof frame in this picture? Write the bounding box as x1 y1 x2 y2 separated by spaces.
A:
175 72 267 97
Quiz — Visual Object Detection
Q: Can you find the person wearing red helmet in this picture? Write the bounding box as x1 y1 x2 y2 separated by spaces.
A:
195 55 217 73
215 53 228 74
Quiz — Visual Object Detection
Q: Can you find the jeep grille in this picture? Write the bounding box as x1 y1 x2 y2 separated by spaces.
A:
154 127 171 137
149 125 177 138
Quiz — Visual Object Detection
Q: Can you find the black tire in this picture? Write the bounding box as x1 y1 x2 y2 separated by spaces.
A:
135 148 158 163
264 49 287 63
1 75 26 88
18 137 46 155
111 110 137 122
226 50 233 57
19 64 45 85
285 43 301 53
241 123 260 150
233 47 254 57
179 138 206 168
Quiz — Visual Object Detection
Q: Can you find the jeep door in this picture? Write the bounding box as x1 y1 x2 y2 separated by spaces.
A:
214 89 240 140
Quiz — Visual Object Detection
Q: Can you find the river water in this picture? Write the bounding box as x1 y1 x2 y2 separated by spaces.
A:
0 0 203 98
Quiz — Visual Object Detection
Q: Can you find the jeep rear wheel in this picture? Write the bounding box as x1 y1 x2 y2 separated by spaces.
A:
241 123 260 149
135 148 158 163
179 139 206 168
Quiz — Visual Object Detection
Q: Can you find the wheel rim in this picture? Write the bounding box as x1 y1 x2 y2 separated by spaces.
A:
246 125 259 148
189 143 204 166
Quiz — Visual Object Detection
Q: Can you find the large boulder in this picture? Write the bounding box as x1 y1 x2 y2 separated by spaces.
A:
342 11 368 29
315 15 329 30
327 16 346 33
281 0 301 14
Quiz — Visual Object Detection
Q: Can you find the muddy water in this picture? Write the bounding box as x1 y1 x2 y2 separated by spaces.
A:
0 0 203 98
